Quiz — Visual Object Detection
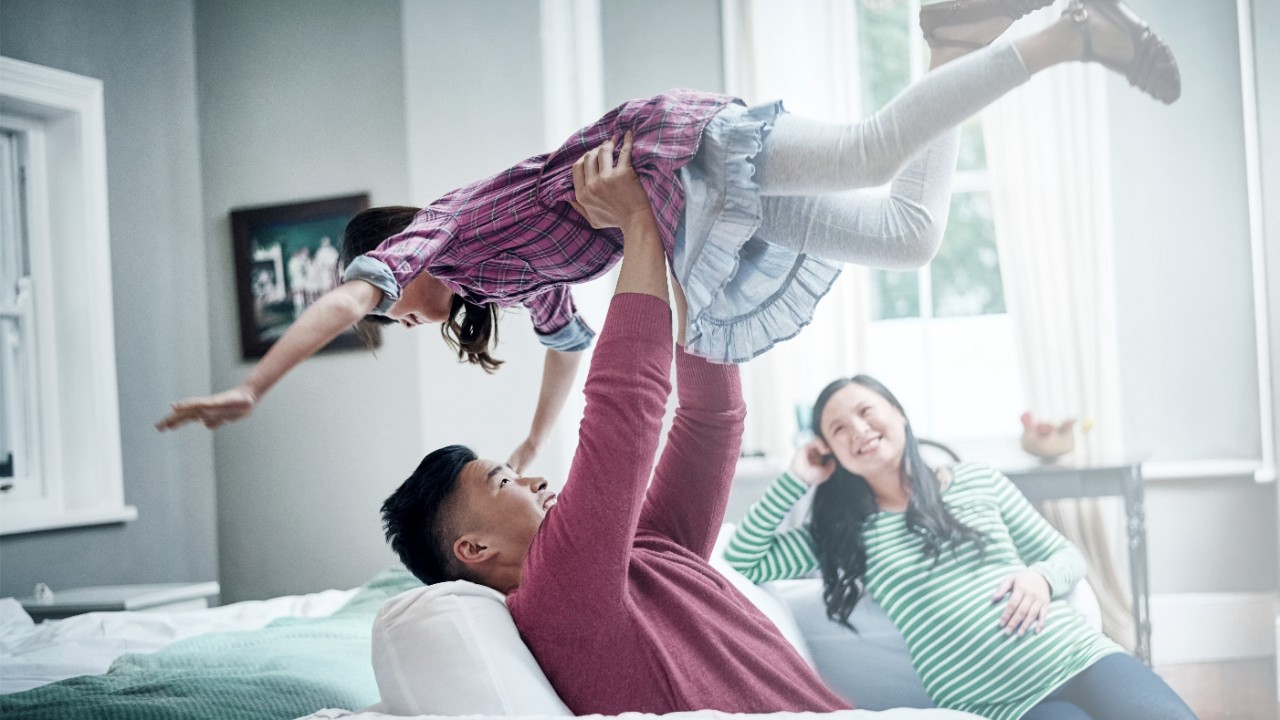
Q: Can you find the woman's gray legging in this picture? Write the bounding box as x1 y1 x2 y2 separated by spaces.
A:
753 40 1031 270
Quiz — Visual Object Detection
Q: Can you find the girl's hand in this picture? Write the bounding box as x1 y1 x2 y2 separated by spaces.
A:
992 570 1052 637
507 437 540 475
156 385 258 431
568 131 653 231
789 438 837 487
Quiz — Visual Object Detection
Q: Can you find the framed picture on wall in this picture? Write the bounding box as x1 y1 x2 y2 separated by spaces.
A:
230 193 377 360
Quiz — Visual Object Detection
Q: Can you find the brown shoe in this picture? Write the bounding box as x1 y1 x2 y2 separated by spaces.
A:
1067 0 1181 104
920 0 1055 49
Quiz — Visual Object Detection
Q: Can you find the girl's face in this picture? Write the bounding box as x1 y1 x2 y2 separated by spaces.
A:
386 272 454 328
817 383 907 483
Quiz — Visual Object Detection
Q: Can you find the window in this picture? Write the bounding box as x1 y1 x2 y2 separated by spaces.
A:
856 0 1024 448
722 0 1025 457
0 128 38 501
0 56 134 534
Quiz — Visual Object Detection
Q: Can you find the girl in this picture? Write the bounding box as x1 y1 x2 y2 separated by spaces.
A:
724 375 1197 720
158 0 1180 474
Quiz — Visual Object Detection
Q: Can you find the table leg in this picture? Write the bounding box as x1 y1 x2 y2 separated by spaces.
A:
1123 464 1153 665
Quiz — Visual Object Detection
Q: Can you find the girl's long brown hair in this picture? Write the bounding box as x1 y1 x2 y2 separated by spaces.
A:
341 206 503 372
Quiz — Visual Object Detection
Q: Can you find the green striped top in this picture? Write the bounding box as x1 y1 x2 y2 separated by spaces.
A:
724 461 1121 720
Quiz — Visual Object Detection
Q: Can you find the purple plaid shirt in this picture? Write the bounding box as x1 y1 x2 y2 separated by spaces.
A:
344 89 735 350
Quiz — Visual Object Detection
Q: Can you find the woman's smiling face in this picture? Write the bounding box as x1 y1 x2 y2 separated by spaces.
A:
817 382 907 482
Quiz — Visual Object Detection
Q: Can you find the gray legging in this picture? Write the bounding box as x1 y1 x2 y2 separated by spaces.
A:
752 40 1030 270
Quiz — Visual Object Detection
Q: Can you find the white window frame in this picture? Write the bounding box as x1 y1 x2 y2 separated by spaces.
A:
0 56 135 534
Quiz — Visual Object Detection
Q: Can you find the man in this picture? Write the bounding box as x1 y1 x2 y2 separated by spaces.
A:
380 133 850 715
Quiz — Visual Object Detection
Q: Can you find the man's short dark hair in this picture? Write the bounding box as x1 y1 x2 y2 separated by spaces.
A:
381 444 476 584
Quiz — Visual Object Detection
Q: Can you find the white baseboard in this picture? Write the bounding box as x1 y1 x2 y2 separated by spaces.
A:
1149 592 1277 665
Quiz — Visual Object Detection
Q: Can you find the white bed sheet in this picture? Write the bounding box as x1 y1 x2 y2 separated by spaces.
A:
0 587 358 694
297 708 985 720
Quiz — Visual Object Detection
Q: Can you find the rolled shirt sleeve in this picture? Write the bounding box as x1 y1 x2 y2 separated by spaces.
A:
525 284 595 351
343 209 455 316
342 255 401 314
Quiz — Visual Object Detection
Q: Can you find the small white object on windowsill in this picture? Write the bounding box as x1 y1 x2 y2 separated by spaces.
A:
31 582 54 605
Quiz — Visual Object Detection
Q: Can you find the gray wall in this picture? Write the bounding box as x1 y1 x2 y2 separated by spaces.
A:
1109 1 1278 594
393 0 730 492
1255 0 1280 607
0 0 218 596
196 0 730 602
1110 1 1259 464
398 0 566 486
195 0 422 602
601 0 724 104
1146 478 1276 594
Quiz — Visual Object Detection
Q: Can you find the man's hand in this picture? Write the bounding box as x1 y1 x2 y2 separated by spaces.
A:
992 569 1052 636
569 131 653 232
789 438 837 487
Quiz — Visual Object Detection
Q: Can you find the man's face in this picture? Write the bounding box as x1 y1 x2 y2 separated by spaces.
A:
451 459 557 572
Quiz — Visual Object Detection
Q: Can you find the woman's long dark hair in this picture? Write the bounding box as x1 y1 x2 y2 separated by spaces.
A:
809 375 986 628
341 206 503 372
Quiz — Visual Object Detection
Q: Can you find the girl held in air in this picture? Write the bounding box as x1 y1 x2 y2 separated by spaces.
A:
159 0 1180 474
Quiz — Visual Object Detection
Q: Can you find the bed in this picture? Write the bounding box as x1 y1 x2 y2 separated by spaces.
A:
0 529 1094 720
0 568 417 720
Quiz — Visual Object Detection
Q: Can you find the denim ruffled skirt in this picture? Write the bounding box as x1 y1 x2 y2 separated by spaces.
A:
675 100 842 364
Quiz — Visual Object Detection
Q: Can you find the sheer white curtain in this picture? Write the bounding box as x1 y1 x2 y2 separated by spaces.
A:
722 0 873 458
983 5 1134 648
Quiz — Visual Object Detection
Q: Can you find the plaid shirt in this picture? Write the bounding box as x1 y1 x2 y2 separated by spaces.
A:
345 89 735 350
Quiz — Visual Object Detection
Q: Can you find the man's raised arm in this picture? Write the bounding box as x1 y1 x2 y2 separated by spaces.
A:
515 133 675 606
639 279 746 559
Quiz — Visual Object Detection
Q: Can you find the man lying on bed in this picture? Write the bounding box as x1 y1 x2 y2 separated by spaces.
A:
378 137 857 716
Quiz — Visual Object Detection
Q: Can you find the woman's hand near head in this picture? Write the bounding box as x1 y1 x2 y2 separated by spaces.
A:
992 569 1052 637
790 438 837 487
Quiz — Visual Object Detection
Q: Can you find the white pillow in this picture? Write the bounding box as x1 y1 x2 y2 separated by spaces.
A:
370 580 570 716
1064 575 1103 633
710 523 816 668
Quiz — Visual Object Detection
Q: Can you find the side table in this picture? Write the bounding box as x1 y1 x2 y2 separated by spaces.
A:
1002 462 1152 665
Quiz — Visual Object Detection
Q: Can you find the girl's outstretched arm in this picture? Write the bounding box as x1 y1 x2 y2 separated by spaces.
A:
508 348 583 473
156 279 383 431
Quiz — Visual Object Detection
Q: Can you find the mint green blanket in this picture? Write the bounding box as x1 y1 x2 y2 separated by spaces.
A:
0 568 421 720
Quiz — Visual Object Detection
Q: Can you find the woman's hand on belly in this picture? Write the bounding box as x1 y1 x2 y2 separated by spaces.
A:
991 569 1052 637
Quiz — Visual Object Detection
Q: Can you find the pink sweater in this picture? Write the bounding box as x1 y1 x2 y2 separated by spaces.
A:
506 293 850 715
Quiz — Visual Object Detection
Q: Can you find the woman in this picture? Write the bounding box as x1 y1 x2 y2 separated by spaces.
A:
725 375 1197 720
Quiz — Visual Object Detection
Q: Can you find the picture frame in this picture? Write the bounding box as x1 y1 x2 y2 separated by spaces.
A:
231 193 377 360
